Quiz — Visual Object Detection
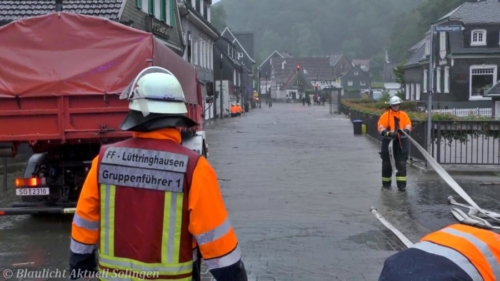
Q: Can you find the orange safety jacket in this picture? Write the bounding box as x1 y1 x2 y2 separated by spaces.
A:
70 128 241 280
377 109 412 137
415 224 500 281
230 106 238 114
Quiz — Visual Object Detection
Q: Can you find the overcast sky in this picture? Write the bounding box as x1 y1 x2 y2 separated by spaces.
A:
213 0 220 3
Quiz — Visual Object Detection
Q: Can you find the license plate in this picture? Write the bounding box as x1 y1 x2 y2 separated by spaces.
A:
16 188 50 196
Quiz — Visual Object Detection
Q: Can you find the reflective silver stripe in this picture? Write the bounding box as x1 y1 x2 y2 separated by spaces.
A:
70 238 96 254
99 164 185 192
204 245 242 270
73 213 99 231
442 228 500 277
101 147 189 173
195 218 232 246
413 241 482 281
167 193 178 263
103 184 111 255
378 125 386 131
99 255 192 273
405 124 411 130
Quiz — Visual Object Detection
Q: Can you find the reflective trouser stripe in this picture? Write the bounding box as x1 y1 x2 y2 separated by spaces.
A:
442 228 500 278
382 177 391 182
161 192 184 264
99 254 192 275
413 241 482 281
396 177 406 181
100 184 116 256
204 245 242 270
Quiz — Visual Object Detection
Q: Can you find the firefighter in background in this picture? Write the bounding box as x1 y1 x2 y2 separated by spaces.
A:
69 67 248 281
379 223 500 281
377 96 412 191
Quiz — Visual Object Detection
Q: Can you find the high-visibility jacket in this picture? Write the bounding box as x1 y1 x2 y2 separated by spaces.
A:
377 109 412 136
70 128 241 280
416 224 500 281
379 224 500 281
377 109 412 155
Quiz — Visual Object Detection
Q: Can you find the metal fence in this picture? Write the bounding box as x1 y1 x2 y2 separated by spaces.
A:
432 121 500 165
342 103 500 165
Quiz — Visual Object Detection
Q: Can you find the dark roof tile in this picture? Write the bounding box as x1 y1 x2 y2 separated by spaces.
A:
0 0 123 21
444 0 500 24
271 57 334 83
404 43 426 68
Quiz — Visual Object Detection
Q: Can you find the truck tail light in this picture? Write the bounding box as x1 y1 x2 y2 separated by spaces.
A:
15 177 45 188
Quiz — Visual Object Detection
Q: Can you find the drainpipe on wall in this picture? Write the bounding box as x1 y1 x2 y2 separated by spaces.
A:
55 0 63 12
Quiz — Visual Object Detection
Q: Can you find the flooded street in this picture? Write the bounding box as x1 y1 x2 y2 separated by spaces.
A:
1 103 500 280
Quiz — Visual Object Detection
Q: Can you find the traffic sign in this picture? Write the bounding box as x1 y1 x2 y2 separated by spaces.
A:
435 25 464 32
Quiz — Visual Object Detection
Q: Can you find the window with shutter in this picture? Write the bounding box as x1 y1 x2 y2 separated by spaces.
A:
170 0 176 27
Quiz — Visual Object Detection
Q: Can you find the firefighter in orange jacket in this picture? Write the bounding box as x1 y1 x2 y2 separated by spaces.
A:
379 224 500 281
69 66 248 281
377 96 412 191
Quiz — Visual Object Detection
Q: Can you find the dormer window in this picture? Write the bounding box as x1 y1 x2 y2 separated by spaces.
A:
471 29 486 46
354 71 358 76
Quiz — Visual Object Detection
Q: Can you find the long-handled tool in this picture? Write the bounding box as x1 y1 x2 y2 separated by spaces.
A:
370 206 413 248
400 130 500 224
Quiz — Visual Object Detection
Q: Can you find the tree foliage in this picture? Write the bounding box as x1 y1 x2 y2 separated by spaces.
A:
387 0 467 62
211 0 468 66
211 0 421 64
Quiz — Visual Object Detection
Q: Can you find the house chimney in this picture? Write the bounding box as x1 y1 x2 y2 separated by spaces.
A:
55 0 63 12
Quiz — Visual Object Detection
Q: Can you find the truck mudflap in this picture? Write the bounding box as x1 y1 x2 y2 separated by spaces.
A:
0 207 75 216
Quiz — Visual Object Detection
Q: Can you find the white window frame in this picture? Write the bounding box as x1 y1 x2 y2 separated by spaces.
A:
209 44 212 70
200 0 204 16
416 83 421 100
469 65 496 100
411 83 415 100
153 0 161 18
425 35 430 56
439 32 446 51
166 0 172 26
360 80 366 86
436 67 441 93
405 84 410 100
423 69 428 93
471 29 487 46
354 71 358 76
194 40 198 66
201 40 205 68
207 5 211 22
347 81 353 86
444 66 450 93
141 0 149 14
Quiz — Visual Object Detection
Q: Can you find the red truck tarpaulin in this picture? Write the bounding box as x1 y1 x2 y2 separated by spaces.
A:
0 12 198 104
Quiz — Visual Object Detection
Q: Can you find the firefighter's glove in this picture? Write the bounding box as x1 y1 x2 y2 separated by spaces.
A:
381 130 397 138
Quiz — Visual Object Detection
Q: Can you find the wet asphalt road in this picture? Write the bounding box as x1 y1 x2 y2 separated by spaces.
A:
1 102 500 281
